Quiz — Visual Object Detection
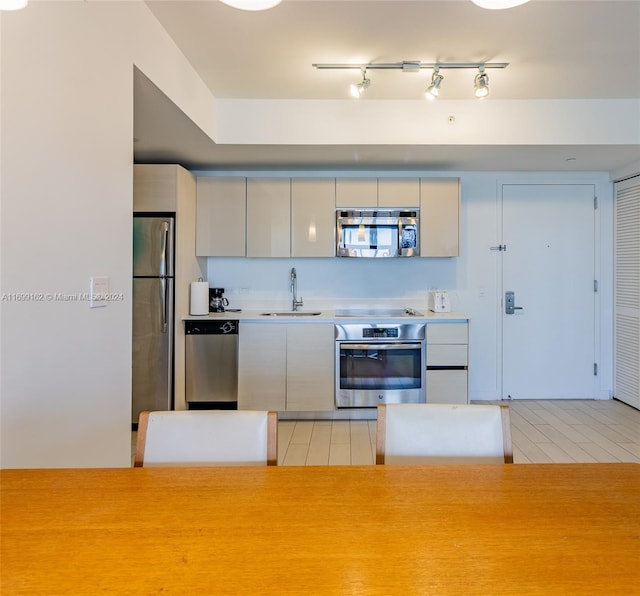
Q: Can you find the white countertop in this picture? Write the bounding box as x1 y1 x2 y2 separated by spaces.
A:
183 310 469 323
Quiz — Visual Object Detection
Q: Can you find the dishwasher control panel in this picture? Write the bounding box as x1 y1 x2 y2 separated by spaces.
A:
185 320 239 335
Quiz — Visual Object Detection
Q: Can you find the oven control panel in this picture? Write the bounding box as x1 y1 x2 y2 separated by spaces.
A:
335 323 425 342
363 327 399 338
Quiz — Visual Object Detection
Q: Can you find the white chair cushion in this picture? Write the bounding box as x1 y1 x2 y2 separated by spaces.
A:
143 410 269 467
384 404 506 464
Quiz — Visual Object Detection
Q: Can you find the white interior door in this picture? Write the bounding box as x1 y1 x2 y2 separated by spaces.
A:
501 184 597 399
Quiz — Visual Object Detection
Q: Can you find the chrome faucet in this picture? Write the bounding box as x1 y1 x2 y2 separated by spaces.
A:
291 267 303 311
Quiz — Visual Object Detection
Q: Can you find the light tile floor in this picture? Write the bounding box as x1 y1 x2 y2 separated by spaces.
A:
132 399 640 466
277 399 640 466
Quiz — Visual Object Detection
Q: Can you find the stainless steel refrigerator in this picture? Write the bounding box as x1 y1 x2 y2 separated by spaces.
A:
132 215 175 424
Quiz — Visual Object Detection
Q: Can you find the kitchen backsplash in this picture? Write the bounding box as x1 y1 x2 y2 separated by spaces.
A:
206 257 459 311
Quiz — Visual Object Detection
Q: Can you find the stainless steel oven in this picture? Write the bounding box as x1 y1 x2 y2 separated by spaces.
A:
335 323 426 408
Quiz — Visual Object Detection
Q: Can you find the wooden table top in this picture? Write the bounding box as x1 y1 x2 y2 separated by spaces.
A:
2 464 639 595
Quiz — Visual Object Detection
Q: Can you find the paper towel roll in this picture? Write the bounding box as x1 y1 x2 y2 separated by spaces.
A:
190 281 209 315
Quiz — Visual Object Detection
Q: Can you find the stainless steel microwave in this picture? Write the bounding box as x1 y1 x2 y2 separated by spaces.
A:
336 209 420 257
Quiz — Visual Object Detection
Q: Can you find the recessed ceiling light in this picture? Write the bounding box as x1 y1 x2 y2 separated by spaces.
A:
0 0 28 10
471 0 530 8
219 0 282 11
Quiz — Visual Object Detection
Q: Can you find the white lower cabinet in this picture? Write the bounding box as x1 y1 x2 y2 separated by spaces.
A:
238 323 335 412
426 323 469 404
238 323 287 411
286 324 335 411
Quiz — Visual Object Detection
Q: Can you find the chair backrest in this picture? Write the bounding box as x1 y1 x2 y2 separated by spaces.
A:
376 403 513 464
134 410 278 467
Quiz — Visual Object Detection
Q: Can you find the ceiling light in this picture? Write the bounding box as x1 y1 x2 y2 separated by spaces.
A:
471 0 530 8
219 0 282 10
0 0 28 10
314 61 508 99
350 68 371 99
425 68 444 100
474 67 489 99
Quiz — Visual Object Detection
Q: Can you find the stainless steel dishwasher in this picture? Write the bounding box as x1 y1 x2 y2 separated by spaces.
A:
185 320 239 409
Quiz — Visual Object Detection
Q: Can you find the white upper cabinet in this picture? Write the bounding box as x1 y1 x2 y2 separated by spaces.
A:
378 178 420 208
195 177 246 257
335 178 377 207
246 178 291 258
336 178 420 208
195 175 457 258
420 178 460 257
291 178 336 257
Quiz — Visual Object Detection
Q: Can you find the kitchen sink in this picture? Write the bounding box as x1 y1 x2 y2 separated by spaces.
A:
260 311 322 317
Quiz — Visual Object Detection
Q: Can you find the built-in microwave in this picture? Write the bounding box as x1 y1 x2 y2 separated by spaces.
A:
336 209 419 257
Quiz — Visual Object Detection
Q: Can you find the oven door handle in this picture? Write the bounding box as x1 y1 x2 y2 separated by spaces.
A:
340 343 423 350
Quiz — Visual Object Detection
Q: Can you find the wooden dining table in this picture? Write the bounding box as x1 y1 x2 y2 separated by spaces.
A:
2 463 638 594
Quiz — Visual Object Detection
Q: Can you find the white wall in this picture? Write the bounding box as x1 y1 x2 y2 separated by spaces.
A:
215 99 640 146
0 2 215 468
204 171 614 403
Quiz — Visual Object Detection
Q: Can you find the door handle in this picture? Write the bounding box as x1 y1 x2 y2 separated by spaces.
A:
160 277 168 333
505 291 524 315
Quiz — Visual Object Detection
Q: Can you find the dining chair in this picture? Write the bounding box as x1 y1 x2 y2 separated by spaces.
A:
376 403 513 464
134 410 278 467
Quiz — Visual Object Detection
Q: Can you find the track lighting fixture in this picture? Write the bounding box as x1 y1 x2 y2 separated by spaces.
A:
313 61 507 99
474 67 490 98
425 68 444 100
219 0 282 10
350 68 371 99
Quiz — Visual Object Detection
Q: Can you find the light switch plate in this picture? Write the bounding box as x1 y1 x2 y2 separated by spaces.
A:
90 276 109 308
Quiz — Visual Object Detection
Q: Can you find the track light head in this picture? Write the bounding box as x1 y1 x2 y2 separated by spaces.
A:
350 68 371 98
425 68 444 100
474 68 489 98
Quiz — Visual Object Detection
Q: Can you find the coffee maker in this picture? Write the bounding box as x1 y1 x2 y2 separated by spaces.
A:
209 287 229 313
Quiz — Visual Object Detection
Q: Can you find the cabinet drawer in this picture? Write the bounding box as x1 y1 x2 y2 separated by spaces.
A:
427 344 468 367
427 323 468 344
427 370 468 404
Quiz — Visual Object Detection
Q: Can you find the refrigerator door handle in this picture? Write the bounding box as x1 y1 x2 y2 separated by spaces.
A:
159 221 169 277
160 277 168 334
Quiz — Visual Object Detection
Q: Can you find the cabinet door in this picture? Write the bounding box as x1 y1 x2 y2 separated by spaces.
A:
427 345 468 367
134 165 178 211
195 177 246 256
427 323 468 344
420 178 460 257
246 178 291 257
378 178 420 208
427 370 468 404
335 178 377 208
238 324 286 411
286 324 335 411
291 179 336 257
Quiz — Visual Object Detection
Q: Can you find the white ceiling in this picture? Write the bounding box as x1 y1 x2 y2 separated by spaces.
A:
134 0 640 172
